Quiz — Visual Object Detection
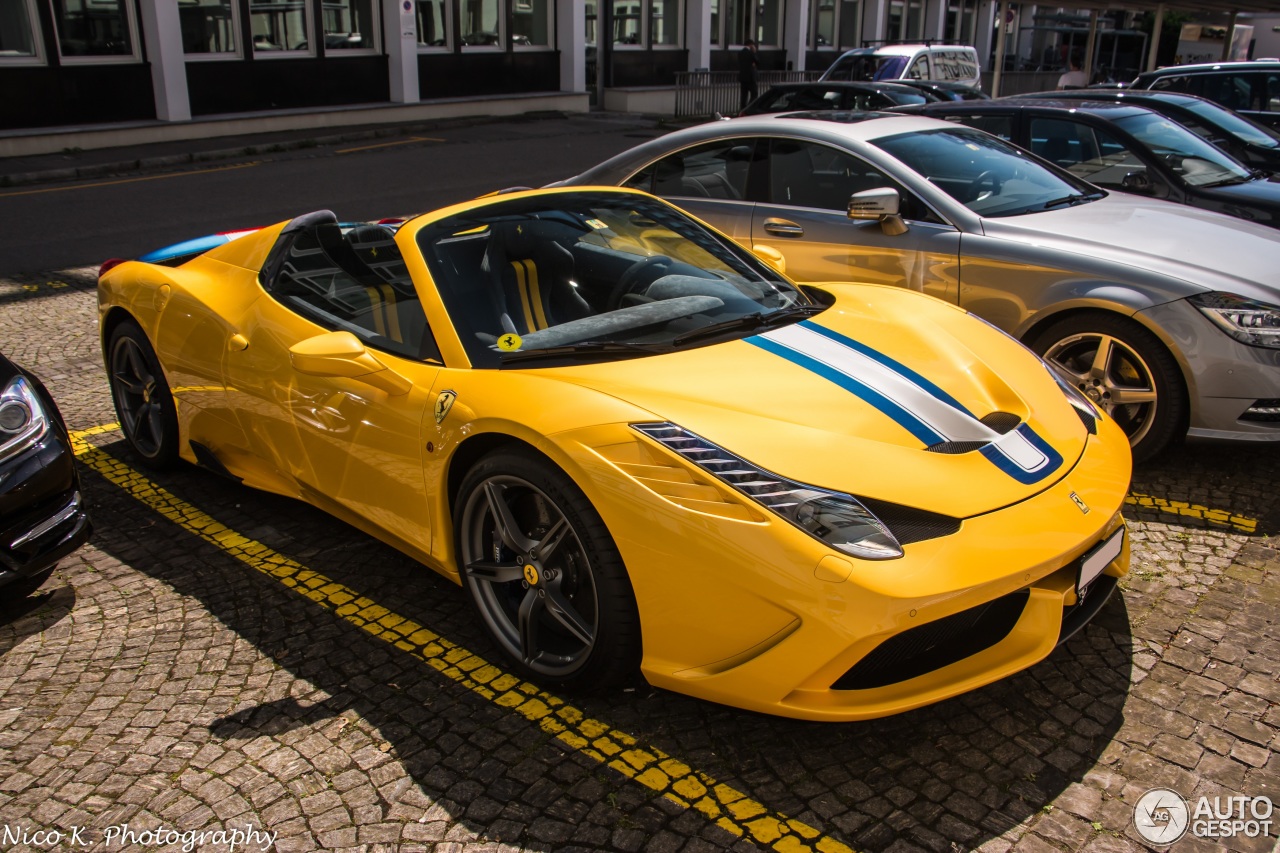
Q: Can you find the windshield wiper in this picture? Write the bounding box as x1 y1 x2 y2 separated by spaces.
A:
671 304 825 347
1041 191 1103 210
500 340 664 365
1202 173 1259 187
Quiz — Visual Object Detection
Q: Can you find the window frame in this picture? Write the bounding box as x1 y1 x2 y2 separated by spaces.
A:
0 0 46 66
416 0 452 51
459 0 504 50
248 0 316 59
319 0 382 56
512 0 555 50
182 0 244 62
647 0 679 48
47 0 142 64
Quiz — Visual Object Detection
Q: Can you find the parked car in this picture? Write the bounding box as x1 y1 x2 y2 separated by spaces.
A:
1007 89 1280 173
1130 61 1280 129
0 352 92 602
98 187 1131 721
560 112 1280 460
896 79 989 101
821 43 982 89
741 81 933 116
914 98 1280 227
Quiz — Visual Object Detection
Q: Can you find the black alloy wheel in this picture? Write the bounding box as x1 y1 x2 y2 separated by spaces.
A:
108 320 180 469
456 449 640 686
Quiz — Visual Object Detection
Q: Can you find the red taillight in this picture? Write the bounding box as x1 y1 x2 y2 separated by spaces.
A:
98 258 126 278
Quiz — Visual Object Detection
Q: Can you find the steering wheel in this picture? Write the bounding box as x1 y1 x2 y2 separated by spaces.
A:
967 170 1002 201
607 255 672 309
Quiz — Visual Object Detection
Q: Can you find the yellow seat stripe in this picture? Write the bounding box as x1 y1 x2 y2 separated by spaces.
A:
378 283 402 342
511 260 538 331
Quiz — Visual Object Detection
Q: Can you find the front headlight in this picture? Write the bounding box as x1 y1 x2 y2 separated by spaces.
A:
0 375 50 461
1190 292 1280 349
633 423 903 560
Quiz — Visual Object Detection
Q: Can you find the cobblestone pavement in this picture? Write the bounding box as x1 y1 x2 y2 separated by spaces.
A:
0 269 1278 853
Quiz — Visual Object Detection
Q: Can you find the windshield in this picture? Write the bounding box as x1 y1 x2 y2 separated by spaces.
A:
871 126 1101 216
417 192 811 368
1180 99 1280 149
1112 112 1253 186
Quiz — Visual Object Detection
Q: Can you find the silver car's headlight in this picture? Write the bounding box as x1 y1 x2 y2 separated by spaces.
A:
1190 292 1280 349
0 376 50 461
633 423 903 560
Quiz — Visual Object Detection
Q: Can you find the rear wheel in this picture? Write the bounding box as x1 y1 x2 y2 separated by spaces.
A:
455 449 640 686
1031 313 1185 462
108 320 180 469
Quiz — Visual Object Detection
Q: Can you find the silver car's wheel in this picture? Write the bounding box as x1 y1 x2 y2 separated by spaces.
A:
1033 313 1185 462
456 450 640 685
108 320 180 469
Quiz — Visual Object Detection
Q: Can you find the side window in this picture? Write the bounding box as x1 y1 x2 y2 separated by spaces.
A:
1150 75 1189 94
1264 74 1280 112
908 55 929 80
268 222 440 361
648 139 754 200
951 114 1013 140
766 139 943 223
1029 118 1143 189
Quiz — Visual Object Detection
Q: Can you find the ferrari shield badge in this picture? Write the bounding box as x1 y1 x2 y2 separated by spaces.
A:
1069 492 1090 514
434 390 457 425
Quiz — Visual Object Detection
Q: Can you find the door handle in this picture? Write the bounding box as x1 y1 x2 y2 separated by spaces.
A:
762 218 804 237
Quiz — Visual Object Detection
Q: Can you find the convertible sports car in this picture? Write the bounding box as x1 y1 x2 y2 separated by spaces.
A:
98 187 1130 720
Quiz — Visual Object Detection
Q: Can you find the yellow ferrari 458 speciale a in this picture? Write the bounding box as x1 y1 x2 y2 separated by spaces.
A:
98 187 1131 721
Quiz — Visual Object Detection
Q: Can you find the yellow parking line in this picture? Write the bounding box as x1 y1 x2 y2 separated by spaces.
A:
1124 491 1257 534
336 137 444 154
0 161 261 198
68 425 855 853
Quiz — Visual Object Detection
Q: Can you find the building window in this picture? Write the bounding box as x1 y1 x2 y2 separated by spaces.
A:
417 0 448 47
250 0 311 54
181 0 240 57
512 0 551 47
48 0 138 60
460 0 501 46
708 0 717 45
322 0 376 51
724 0 776 46
808 0 858 50
649 0 677 45
1 0 43 63
612 0 639 45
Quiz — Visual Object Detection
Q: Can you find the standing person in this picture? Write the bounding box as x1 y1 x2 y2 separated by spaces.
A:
1057 53 1088 89
739 39 759 111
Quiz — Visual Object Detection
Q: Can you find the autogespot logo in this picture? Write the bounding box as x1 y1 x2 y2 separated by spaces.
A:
1134 788 1190 844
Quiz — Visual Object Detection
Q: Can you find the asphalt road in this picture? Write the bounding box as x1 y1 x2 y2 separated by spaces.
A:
0 114 664 273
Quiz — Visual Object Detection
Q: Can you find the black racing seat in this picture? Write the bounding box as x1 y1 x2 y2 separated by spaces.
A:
480 220 591 335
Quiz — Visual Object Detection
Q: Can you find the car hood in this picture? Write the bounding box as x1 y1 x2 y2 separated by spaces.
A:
1200 175 1280 213
534 285 1093 518
981 193 1280 301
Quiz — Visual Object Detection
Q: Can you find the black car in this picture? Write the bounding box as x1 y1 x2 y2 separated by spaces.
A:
1131 61 1280 129
0 353 91 601
894 79 989 101
915 98 1280 228
1009 89 1280 173
739 81 932 116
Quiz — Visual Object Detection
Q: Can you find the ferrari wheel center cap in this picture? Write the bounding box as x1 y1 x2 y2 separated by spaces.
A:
522 563 540 586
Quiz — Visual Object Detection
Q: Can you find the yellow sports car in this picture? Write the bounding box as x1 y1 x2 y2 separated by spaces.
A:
97 187 1131 721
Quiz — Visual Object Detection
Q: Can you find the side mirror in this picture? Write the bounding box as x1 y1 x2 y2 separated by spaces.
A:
847 187 909 236
751 244 787 274
1121 170 1152 194
290 331 412 396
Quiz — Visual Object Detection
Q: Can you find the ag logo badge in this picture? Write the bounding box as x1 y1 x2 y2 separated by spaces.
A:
434 390 457 425
497 333 522 352
1133 788 1189 844
1069 492 1090 514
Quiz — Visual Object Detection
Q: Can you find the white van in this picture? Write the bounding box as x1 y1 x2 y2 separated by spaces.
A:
820 44 982 89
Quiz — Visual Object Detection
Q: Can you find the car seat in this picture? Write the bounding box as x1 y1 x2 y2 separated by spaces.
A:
480 220 591 336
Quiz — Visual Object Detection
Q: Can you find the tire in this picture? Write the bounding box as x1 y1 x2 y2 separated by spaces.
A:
1030 312 1185 463
107 319 180 470
454 449 641 687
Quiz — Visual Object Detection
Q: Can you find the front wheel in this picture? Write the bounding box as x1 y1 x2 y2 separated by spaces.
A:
1030 313 1185 463
107 319 180 469
455 449 641 686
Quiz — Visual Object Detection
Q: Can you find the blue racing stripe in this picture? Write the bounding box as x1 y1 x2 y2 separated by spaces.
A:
978 424 1064 485
799 320 975 417
748 335 946 445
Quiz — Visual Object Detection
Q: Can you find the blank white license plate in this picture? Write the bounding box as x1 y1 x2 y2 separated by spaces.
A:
1078 527 1124 595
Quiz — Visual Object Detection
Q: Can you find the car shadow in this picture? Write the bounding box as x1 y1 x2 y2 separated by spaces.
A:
0 582 76 655
73 435 1141 852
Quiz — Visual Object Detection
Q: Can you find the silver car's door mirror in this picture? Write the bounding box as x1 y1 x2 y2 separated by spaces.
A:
848 187 909 236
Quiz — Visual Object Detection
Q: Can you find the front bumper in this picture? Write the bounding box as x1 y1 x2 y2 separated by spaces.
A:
1137 299 1280 442
1 432 93 593
567 413 1131 722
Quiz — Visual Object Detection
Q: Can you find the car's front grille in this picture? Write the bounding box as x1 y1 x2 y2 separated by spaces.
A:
833 590 1029 690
